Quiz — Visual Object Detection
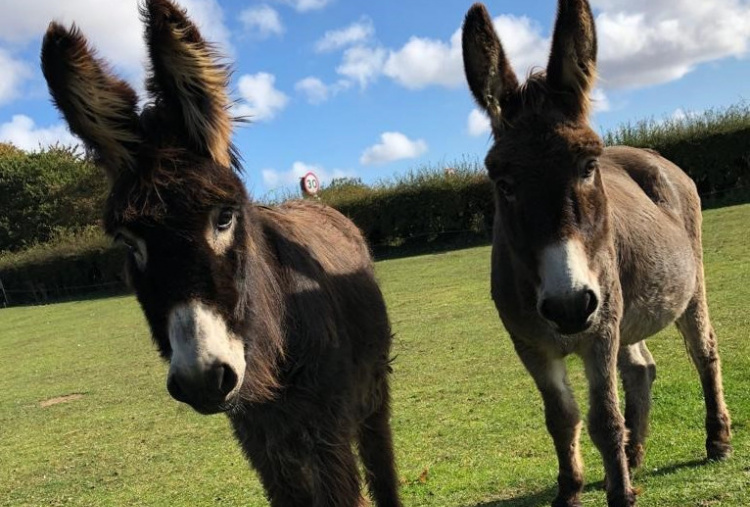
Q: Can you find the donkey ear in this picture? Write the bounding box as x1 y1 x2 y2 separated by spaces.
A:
41 22 141 182
546 0 598 118
142 0 233 168
462 3 519 124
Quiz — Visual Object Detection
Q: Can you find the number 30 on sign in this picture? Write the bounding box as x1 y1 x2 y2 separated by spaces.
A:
300 171 320 196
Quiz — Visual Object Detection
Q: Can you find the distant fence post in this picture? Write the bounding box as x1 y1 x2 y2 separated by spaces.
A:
0 277 7 308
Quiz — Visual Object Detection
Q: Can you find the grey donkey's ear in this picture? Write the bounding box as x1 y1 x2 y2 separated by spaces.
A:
462 3 519 127
142 0 234 169
41 22 142 182
546 0 598 119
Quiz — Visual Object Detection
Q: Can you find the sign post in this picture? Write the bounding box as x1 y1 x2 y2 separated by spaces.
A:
300 171 320 197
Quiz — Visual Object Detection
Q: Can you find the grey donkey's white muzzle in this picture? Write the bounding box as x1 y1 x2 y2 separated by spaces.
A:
166 301 246 414
536 239 601 335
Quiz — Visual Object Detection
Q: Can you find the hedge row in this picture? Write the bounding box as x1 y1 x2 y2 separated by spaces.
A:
0 244 126 307
1 107 749 306
320 165 494 252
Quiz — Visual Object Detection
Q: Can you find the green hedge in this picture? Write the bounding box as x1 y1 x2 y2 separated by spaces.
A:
319 164 494 254
1 105 749 307
658 128 749 200
0 246 126 307
0 229 126 306
0 144 106 253
604 105 750 200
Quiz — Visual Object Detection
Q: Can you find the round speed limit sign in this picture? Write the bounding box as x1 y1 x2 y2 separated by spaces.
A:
301 171 320 196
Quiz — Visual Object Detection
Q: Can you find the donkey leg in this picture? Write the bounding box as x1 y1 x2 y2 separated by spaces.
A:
243 420 365 507
582 336 636 507
617 342 656 469
514 340 584 507
357 385 402 507
675 293 732 460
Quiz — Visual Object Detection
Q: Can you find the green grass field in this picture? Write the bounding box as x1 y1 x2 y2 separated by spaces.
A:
1 204 748 507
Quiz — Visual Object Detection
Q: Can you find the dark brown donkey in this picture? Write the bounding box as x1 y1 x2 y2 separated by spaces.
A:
41 1 401 505
462 1 731 506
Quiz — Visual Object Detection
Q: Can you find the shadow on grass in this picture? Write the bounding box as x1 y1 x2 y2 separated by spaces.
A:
467 481 606 507
468 459 710 507
372 232 490 261
636 458 710 479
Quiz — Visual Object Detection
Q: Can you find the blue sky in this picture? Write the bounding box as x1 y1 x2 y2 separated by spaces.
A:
0 0 748 199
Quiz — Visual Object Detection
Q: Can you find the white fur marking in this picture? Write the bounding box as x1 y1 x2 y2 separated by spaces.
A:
168 301 245 397
538 239 597 300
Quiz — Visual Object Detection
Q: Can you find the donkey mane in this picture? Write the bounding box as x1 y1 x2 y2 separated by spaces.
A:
497 71 597 133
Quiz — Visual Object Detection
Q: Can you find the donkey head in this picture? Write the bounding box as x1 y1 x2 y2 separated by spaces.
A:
463 0 609 335
41 0 277 414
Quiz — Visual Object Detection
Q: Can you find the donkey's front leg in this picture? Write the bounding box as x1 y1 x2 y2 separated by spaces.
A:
513 339 584 507
581 332 636 507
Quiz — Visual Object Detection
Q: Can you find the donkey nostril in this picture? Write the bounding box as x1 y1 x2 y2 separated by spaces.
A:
213 364 238 396
583 289 599 318
539 298 559 323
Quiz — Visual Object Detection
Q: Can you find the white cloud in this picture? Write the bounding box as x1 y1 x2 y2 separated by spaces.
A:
295 77 329 104
177 0 232 52
235 72 289 121
240 5 283 39
262 161 353 189
315 17 374 52
336 46 386 88
590 88 611 113
377 0 749 93
594 0 750 89
491 15 550 78
467 109 491 137
380 15 547 91
360 132 428 166
294 76 351 104
383 29 463 90
0 49 31 105
0 0 232 79
277 0 333 12
0 115 79 151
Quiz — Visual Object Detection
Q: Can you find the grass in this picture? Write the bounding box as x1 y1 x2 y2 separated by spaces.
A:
1 204 749 506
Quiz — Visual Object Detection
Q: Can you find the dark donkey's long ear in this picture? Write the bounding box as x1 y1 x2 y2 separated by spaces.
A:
143 0 234 169
41 23 142 182
462 3 519 128
546 0 598 119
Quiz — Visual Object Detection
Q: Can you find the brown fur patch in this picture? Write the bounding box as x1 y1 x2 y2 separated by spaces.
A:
143 0 233 168
41 23 142 181
462 3 519 123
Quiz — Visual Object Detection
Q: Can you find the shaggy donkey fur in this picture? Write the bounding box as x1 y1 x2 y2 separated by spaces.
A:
41 1 402 505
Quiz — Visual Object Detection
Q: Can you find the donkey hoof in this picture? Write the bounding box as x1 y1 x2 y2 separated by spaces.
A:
607 488 637 507
626 443 645 470
551 496 582 507
706 440 732 461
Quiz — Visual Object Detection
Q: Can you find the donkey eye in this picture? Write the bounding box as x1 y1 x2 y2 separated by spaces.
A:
496 178 515 199
216 208 234 231
114 234 135 251
582 159 599 179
